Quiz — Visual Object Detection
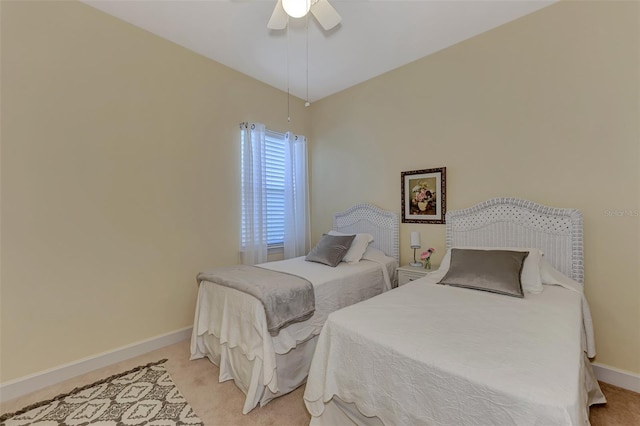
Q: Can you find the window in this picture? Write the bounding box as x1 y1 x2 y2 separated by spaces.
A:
240 122 308 264
241 129 286 247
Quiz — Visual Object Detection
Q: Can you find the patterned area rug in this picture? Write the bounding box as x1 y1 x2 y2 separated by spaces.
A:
0 359 203 426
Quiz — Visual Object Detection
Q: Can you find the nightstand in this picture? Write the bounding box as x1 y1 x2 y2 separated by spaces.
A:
397 264 435 286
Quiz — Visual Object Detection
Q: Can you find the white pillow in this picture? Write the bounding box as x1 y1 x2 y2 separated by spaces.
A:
328 230 374 263
540 257 579 287
439 246 544 293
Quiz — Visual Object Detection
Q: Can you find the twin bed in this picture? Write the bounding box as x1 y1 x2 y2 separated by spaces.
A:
190 203 399 414
303 198 605 425
191 197 604 424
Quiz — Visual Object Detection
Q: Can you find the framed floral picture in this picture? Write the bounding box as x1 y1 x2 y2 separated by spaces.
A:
401 167 446 224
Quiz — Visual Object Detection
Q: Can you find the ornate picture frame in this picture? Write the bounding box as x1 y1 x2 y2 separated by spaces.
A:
401 167 446 224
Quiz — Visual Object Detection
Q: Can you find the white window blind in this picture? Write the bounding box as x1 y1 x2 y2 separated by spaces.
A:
264 130 286 246
241 129 286 247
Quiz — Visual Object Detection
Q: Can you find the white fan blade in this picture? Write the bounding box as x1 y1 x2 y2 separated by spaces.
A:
310 0 341 31
268 0 288 30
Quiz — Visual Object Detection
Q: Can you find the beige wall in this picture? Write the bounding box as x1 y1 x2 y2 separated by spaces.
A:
0 1 310 382
309 1 640 374
1 0 638 384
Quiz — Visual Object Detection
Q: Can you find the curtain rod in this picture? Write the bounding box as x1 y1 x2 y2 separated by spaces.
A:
238 123 306 141
239 122 257 130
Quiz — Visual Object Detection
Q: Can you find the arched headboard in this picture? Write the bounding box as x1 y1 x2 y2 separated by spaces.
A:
446 198 583 284
333 203 399 265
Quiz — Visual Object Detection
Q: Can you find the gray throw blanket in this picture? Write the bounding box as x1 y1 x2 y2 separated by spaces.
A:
197 265 315 336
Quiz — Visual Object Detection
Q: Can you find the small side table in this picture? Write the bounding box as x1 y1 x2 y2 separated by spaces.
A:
397 264 436 286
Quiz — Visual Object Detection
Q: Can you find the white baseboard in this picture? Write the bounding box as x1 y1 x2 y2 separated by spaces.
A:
593 362 640 393
0 327 192 403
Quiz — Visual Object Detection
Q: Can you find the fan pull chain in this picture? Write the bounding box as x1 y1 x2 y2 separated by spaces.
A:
287 20 291 122
305 15 310 107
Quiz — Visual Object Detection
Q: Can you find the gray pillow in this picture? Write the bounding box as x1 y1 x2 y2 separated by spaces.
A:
305 234 356 267
437 249 529 298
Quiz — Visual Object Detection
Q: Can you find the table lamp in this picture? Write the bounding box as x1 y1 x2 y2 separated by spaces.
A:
410 232 422 266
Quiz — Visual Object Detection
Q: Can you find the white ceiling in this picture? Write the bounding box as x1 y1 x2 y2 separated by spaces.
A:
83 0 555 103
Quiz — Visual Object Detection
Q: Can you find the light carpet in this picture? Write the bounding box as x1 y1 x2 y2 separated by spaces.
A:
0 359 203 426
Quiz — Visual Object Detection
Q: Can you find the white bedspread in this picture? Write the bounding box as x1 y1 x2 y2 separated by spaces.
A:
304 269 596 425
190 252 395 412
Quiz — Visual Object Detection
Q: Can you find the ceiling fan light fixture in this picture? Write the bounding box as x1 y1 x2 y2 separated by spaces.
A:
282 0 311 18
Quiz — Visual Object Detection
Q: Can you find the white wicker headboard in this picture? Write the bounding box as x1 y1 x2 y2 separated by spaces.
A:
333 203 399 264
446 198 584 284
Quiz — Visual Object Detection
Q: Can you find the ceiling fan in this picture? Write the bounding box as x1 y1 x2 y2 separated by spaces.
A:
267 0 342 31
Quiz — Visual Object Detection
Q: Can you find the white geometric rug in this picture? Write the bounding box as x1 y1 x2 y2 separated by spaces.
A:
0 359 203 426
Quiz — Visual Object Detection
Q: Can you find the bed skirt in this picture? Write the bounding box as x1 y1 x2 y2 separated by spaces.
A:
309 397 384 426
199 331 318 414
308 354 606 426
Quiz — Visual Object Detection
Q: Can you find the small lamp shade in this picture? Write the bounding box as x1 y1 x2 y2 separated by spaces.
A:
410 232 421 249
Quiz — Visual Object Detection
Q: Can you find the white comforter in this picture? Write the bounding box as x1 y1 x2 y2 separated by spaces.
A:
190 251 396 412
304 269 598 426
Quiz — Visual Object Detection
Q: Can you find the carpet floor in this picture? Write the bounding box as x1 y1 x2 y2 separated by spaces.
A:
2 339 639 425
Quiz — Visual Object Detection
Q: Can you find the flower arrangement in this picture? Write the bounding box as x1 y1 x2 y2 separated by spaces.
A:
411 181 435 212
420 248 435 269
